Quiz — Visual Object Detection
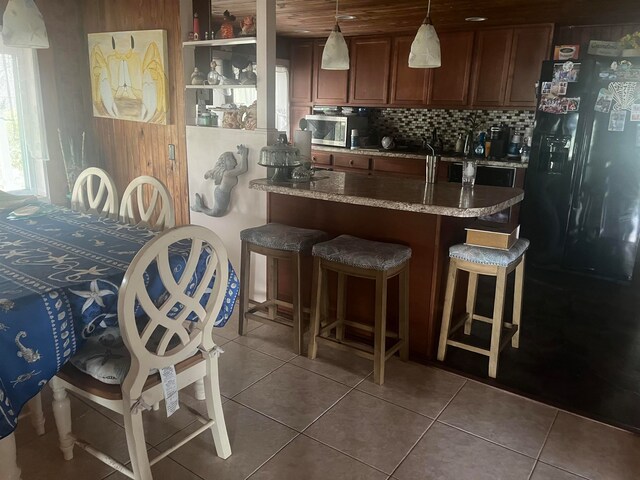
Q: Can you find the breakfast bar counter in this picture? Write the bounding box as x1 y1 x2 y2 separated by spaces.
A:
249 171 524 361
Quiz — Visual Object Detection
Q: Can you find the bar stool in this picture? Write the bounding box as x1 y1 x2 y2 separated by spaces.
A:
437 239 529 378
239 223 328 354
308 235 411 385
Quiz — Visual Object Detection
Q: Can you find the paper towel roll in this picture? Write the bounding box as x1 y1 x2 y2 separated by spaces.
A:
294 130 312 167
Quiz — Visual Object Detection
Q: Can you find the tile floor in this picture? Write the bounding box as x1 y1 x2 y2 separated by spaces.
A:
14 315 640 480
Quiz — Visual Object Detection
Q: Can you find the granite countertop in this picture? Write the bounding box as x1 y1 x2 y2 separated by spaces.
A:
312 145 529 169
249 171 524 217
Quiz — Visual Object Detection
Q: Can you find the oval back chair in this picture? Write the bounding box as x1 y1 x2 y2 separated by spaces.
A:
51 225 231 480
119 175 175 231
71 167 119 218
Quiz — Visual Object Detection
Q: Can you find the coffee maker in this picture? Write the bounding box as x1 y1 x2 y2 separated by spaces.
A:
488 123 510 160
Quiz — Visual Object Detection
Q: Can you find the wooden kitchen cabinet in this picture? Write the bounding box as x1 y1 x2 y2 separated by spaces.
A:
349 36 392 105
313 39 349 104
332 152 371 171
390 35 430 105
504 25 553 107
290 41 314 104
311 151 332 166
371 156 426 177
470 28 513 107
428 30 475 106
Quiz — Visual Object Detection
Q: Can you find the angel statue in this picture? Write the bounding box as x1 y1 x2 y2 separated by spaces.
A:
192 144 249 217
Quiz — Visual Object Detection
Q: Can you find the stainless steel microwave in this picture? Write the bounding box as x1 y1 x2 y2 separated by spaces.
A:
304 114 368 148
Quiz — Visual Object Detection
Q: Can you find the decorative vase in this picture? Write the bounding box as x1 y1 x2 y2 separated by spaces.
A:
621 48 640 57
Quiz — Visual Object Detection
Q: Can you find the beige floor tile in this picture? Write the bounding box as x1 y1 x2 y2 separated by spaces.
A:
17 428 116 480
394 422 535 480
249 434 387 480
233 323 298 361
14 386 93 447
233 363 351 431
305 390 431 474
105 447 203 480
159 400 297 480
439 381 557 457
530 462 588 480
214 310 262 341
356 359 465 417
218 341 284 397
16 406 144 480
290 347 373 387
540 412 640 480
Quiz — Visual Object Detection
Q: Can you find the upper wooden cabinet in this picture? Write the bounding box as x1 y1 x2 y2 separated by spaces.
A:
470 28 513 107
427 30 475 106
313 39 349 104
390 35 430 105
505 25 553 107
349 36 392 105
290 41 314 104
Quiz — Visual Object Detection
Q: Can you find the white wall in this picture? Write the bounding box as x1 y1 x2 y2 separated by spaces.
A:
187 126 273 300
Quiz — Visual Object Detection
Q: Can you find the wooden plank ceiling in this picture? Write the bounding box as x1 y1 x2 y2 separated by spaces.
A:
208 0 640 37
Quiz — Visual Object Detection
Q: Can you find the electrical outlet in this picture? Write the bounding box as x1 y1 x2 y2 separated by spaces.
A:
168 144 176 161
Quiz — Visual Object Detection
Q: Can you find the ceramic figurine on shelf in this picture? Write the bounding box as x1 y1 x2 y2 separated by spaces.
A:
219 10 236 39
240 16 256 36
190 67 205 85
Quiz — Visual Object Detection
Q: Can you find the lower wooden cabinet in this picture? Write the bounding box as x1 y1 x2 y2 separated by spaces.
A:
332 152 372 171
371 156 425 177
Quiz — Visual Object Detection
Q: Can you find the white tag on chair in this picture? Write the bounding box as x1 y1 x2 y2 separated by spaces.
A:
159 365 180 417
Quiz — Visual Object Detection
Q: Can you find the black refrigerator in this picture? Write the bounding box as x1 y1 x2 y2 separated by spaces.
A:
521 58 640 282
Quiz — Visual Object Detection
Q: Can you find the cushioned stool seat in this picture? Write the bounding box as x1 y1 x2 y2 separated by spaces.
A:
312 235 412 271
308 235 411 385
449 238 530 267
240 223 328 253
239 223 329 355
438 237 529 378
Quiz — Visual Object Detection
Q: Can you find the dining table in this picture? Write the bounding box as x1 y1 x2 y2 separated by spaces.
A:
0 202 239 474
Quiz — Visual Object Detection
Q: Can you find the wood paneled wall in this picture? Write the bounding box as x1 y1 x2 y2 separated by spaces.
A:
82 0 190 225
554 23 640 53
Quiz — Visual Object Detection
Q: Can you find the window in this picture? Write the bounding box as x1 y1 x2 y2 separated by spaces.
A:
0 35 48 196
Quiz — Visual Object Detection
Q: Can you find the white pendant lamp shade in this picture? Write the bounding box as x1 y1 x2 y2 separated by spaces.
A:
409 1 440 68
322 24 349 70
2 0 49 49
321 0 349 70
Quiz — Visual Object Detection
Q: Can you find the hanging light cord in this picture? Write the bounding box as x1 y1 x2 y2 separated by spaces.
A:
427 0 431 18
335 0 340 19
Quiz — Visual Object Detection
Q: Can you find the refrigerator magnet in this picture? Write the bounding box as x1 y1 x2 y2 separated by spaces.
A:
550 81 568 96
541 82 552 95
594 89 613 113
553 62 581 83
630 104 640 122
565 98 581 112
608 110 627 132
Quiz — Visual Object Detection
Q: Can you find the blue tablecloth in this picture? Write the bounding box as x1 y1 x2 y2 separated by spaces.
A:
0 205 239 439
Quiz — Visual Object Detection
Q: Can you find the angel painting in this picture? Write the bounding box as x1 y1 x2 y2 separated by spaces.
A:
88 30 169 124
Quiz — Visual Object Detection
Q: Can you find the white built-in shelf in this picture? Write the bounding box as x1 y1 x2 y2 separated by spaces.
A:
183 37 257 47
185 84 257 90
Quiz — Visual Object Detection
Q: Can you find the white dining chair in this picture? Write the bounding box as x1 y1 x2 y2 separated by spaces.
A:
50 225 232 480
119 175 175 231
71 167 119 218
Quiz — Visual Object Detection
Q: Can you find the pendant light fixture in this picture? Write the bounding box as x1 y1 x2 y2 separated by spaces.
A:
408 0 440 68
2 0 49 49
321 0 349 70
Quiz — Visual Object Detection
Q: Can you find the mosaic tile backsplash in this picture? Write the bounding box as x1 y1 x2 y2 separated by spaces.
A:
369 108 535 150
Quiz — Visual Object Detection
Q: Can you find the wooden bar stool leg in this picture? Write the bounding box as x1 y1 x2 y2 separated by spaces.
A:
373 271 388 385
465 272 479 335
512 255 525 348
437 260 459 362
308 257 324 359
336 273 346 341
399 263 410 361
267 256 278 321
238 241 251 336
291 253 303 354
488 267 508 378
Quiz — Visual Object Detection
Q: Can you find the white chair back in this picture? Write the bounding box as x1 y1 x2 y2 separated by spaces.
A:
71 167 119 218
118 225 229 397
119 175 175 231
